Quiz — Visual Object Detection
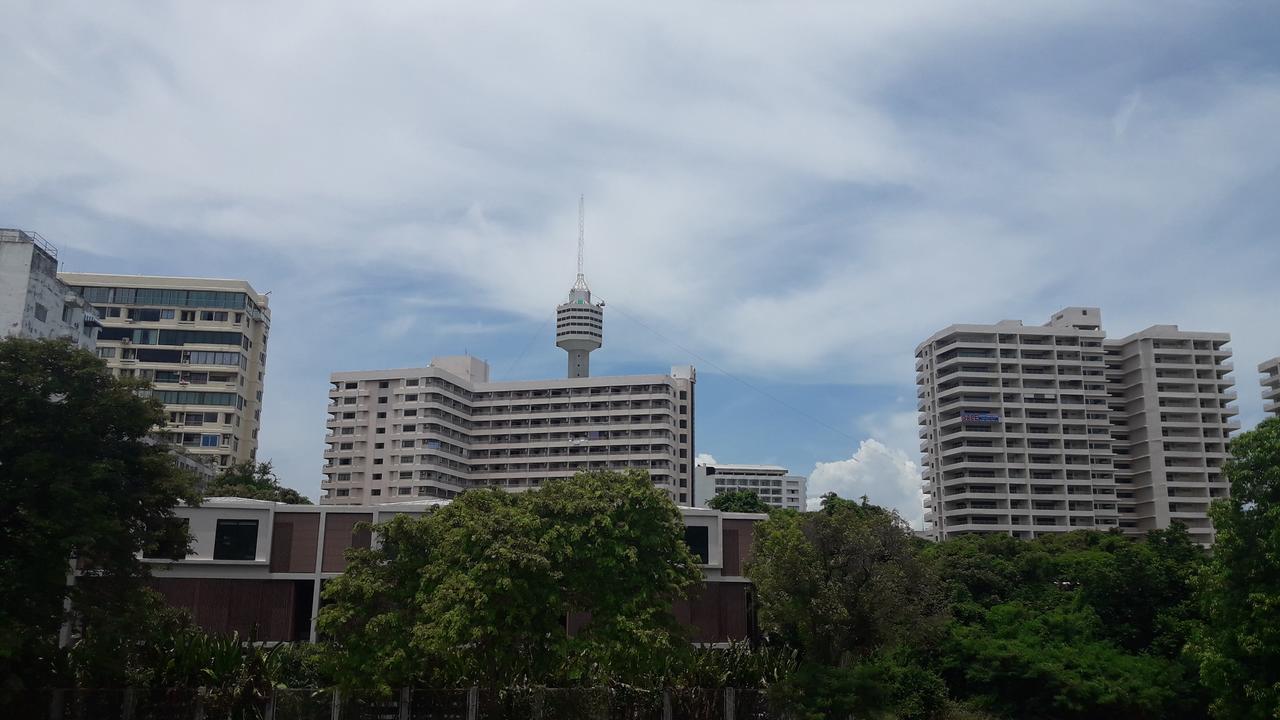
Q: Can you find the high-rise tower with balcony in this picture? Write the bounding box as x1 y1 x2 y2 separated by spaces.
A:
1261 357 1280 418
918 307 1237 544
61 273 271 470
556 198 604 378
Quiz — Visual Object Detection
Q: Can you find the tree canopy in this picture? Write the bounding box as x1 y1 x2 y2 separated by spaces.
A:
0 338 198 696
205 460 311 504
1196 416 1280 719
706 489 773 513
318 469 703 690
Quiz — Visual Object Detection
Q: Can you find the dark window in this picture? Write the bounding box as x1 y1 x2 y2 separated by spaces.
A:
379 381 389 389
213 519 258 560
684 526 709 564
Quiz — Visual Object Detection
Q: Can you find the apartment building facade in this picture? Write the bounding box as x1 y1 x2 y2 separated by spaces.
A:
1261 357 1280 418
60 274 271 469
0 229 99 349
918 307 1237 545
1105 326 1237 544
323 356 696 505
694 463 807 510
140 498 761 644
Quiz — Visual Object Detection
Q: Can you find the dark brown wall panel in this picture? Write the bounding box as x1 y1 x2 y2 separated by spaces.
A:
270 513 320 573
322 513 372 572
723 519 757 573
147 578 297 641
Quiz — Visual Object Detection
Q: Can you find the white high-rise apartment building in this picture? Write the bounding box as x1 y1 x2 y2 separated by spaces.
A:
1 229 99 349
694 463 806 510
322 356 696 505
1261 357 1280 418
60 273 271 469
1105 326 1237 544
322 247 696 506
918 307 1238 545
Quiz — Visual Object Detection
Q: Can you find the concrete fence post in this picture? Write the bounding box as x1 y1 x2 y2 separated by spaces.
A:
662 689 673 720
121 688 136 720
47 689 66 720
724 688 735 720
262 688 274 720
331 688 342 720
398 688 411 720
466 686 479 720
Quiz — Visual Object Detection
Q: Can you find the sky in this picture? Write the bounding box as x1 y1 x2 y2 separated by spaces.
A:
2 2 1278 526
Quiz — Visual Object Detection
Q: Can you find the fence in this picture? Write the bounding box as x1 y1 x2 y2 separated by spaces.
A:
29 687 785 720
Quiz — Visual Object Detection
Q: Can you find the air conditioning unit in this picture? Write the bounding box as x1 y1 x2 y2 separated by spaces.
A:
121 338 132 344
125 318 136 324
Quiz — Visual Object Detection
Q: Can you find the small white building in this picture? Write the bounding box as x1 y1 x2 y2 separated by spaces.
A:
0 229 99 350
695 462 807 511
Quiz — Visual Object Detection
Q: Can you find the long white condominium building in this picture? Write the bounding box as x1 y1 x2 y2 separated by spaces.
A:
918 307 1238 545
694 463 806 511
1 229 99 349
322 355 696 505
60 274 271 469
1261 357 1280 418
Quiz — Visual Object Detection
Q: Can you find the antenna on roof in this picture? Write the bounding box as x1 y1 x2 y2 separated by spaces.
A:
577 194 585 278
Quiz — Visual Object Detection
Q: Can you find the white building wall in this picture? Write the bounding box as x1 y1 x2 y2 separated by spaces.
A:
694 463 806 510
323 356 696 505
1 229 98 350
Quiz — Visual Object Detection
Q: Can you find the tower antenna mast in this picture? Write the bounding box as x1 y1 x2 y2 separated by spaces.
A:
577 194 585 279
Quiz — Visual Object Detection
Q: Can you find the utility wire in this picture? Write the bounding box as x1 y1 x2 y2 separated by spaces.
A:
502 317 551 379
598 297 861 446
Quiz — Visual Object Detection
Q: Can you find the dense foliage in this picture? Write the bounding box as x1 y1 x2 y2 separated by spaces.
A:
707 489 773 513
1196 417 1280 719
0 339 198 701
317 469 704 690
205 460 311 504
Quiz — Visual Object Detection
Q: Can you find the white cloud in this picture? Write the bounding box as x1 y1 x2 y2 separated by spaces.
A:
695 453 718 465
2 2 1277 495
807 440 923 527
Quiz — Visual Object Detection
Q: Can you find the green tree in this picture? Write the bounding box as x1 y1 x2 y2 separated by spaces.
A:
0 338 198 698
318 469 702 690
748 494 949 718
706 489 772 514
205 460 311 504
1196 417 1280 720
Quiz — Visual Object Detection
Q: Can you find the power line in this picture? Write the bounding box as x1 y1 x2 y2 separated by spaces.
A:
599 297 861 446
502 317 551 379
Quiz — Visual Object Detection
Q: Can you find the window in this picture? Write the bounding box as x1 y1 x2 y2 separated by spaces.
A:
403 424 416 432
200 311 228 322
335 488 350 497
212 519 258 560
378 396 388 404
33 304 48 322
62 305 73 322
376 411 386 419
683 526 709 564
97 348 116 359
336 472 351 482
372 473 382 480
370 489 381 496
399 471 413 480
180 310 196 321
374 442 384 449
399 486 412 495
379 381 390 389
200 434 220 447
345 382 357 390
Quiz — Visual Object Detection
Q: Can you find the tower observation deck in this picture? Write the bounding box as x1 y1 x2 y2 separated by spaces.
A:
555 197 604 378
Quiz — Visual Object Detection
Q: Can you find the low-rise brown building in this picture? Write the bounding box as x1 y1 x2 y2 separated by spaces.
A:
142 499 764 644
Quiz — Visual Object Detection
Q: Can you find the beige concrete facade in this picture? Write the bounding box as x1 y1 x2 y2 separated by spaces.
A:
1261 357 1280 418
918 307 1237 544
59 273 271 470
323 356 696 505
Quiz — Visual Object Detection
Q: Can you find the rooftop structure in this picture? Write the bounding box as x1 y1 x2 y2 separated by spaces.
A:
0 229 99 350
694 463 807 511
555 197 604 378
59 273 271 470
